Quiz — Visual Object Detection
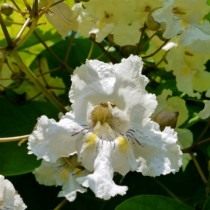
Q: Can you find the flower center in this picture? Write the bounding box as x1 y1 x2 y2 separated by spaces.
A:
91 102 115 127
89 102 129 140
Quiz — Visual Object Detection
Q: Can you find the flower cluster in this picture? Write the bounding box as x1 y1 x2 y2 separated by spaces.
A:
43 0 210 97
28 55 182 201
0 175 27 210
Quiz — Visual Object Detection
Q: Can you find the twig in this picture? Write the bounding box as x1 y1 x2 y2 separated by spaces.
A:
154 178 182 203
0 134 29 143
137 25 147 53
64 32 76 63
91 39 118 63
191 153 208 184
87 41 94 59
142 39 169 59
33 30 72 72
54 199 67 210
22 0 31 12
0 13 13 48
11 51 66 112
15 18 31 42
11 0 23 14
197 120 210 142
183 138 210 153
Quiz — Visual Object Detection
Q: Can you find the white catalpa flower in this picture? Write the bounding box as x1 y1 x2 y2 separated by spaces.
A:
153 0 209 38
0 175 27 210
28 55 182 200
34 156 87 202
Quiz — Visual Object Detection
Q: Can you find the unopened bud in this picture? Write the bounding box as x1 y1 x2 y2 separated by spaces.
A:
146 13 160 31
152 111 179 131
1 3 14 16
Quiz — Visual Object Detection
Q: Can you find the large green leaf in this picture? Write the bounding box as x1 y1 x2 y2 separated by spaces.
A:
115 195 194 210
0 142 40 176
0 95 58 175
203 196 210 210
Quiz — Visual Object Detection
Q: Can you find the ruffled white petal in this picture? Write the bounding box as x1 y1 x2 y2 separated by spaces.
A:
28 113 83 162
134 121 182 176
34 160 65 186
70 55 156 124
58 173 87 202
111 136 138 175
34 160 87 202
0 175 27 210
77 142 128 200
77 132 99 171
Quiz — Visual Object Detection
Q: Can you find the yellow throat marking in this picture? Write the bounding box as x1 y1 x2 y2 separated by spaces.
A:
116 136 129 152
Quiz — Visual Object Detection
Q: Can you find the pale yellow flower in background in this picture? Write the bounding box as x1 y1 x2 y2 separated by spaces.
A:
198 100 210 120
166 43 210 96
153 0 209 38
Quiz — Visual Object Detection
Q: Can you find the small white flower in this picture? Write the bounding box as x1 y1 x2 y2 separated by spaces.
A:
0 175 27 210
34 156 87 202
29 55 182 200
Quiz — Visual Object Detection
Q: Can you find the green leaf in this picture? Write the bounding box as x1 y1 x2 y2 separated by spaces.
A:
0 95 58 136
0 142 40 176
0 95 58 175
115 195 194 210
203 196 210 210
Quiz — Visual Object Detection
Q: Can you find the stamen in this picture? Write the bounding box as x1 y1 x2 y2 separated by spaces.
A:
125 129 142 146
71 127 89 136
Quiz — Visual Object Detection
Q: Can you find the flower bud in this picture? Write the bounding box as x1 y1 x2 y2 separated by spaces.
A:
146 13 160 31
1 3 14 16
153 111 179 131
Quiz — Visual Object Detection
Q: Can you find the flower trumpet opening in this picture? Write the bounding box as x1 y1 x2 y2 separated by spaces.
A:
89 101 129 138
91 102 114 127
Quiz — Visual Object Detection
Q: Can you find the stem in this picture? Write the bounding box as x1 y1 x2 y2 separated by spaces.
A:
15 18 31 42
185 115 200 128
64 32 76 63
142 39 169 59
136 25 147 53
14 17 38 49
191 153 208 184
197 120 210 142
54 199 67 210
22 0 31 12
11 51 66 112
87 41 94 59
183 137 210 153
33 30 72 72
156 51 168 66
11 0 23 13
0 13 13 48
32 0 39 17
91 40 118 63
0 135 29 143
154 179 182 203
